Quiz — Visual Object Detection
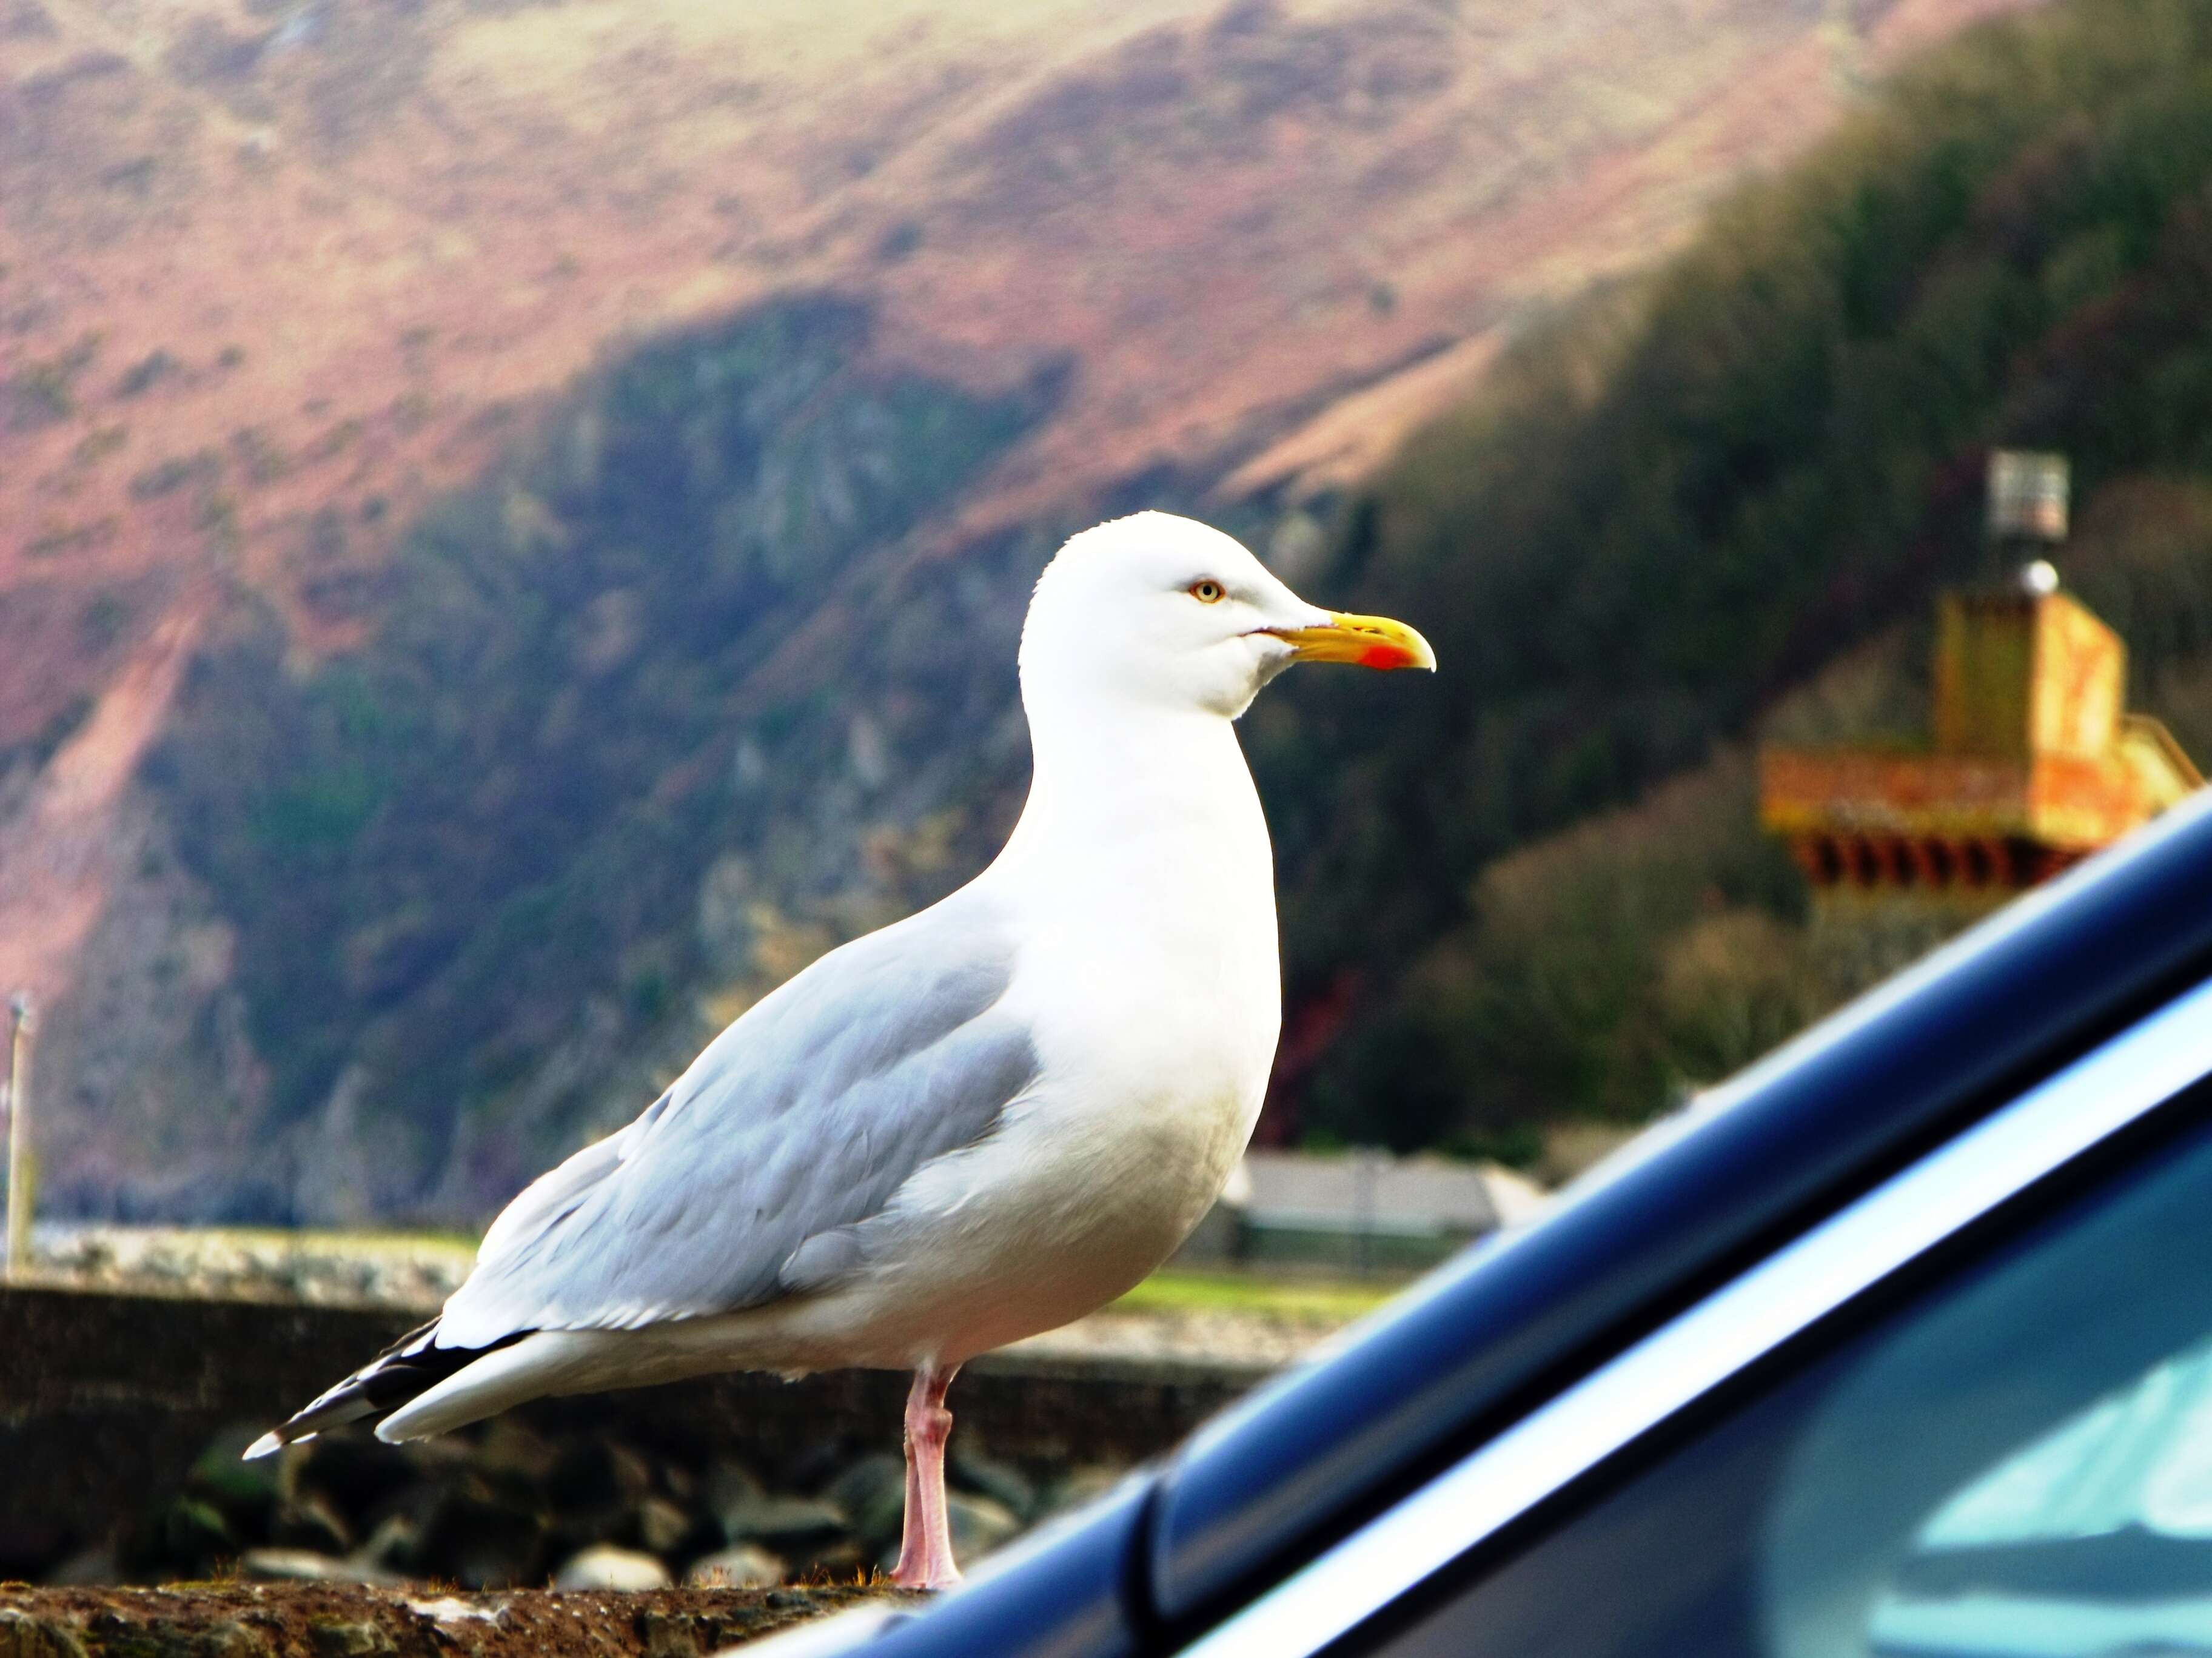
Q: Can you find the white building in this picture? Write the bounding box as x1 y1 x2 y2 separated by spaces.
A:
1177 1150 1548 1274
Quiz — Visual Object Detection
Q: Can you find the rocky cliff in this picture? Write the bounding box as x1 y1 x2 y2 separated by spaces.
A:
0 0 2027 1220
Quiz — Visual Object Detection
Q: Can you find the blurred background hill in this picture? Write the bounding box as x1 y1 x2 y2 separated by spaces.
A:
1272 0 2212 1157
0 0 2125 1223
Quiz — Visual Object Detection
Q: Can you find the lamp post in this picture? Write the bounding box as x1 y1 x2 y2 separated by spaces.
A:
1986 449 2070 545
5 993 33 1281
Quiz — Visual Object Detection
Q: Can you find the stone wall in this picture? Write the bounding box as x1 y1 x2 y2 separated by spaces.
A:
0 1284 1267 1576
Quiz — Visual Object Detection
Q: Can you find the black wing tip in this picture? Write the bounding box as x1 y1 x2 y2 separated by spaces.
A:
249 1318 534 1458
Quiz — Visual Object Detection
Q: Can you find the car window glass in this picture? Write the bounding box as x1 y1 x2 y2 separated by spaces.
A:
1849 1338 2212 1656
1355 1103 2212 1658
1917 1338 2212 1549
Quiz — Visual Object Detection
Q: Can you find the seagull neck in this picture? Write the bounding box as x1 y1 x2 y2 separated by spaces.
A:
994 702 1264 884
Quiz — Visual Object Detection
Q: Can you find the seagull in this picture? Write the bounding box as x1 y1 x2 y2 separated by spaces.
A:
246 511 1435 1590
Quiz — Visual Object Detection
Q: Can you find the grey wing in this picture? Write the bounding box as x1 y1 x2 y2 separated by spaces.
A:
434 891 1036 1350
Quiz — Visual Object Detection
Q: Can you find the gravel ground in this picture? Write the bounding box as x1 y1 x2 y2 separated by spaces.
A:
25 1226 1369 1370
0 1581 908 1657
20 1408 1129 1596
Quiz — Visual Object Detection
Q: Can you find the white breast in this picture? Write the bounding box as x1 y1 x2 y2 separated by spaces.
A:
816 710 1284 1369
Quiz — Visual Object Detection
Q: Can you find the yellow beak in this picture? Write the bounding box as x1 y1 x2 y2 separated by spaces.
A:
1267 611 1437 672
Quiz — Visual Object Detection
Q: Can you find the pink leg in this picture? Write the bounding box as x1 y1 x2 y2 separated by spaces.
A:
891 1361 962 1589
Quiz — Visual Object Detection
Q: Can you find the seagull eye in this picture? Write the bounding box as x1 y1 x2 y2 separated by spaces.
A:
1190 580 1225 604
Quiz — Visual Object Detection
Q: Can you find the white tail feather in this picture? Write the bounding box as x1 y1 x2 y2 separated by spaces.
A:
374 1330 602 1442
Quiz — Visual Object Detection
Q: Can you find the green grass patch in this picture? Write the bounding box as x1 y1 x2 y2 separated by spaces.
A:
1108 1268 1399 1321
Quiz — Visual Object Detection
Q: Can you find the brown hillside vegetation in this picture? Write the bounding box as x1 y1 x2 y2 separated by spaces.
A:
1276 0 2212 1154
0 0 2028 1219
1461 478 2212 1145
3 0 2024 723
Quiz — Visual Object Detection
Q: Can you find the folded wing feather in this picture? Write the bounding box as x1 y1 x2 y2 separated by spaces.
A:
435 891 1037 1350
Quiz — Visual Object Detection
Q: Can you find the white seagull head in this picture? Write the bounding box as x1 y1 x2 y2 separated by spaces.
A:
1019 510 1435 723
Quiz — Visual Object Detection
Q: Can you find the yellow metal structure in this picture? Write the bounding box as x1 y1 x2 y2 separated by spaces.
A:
1761 586 2200 903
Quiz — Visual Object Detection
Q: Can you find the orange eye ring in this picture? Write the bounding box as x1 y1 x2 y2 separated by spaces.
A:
1191 580 1225 604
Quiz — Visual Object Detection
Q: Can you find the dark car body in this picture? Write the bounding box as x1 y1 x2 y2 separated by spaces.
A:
779 791 2212 1658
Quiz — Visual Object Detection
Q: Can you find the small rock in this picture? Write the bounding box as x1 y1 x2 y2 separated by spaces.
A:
472 1419 558 1491
639 1609 706 1658
552 1544 672 1591
821 1455 905 1549
240 1547 401 1587
351 1514 420 1576
417 1486 546 1589
306 1620 397 1658
951 1446 1036 1520
818 1452 902 1549
682 1542 784 1589
293 1435 421 1520
271 1494 352 1556
546 1441 653 1511
41 1545 116 1586
781 1441 860 1496
403 1599 507 1630
822 1452 903 1513
187 1425 283 1534
703 1460 764 1515
946 1493 1021 1563
160 1497 235 1573
627 1495 702 1559
1038 1466 1127 1519
0 1609 88 1658
199 1620 277 1658
717 1494 848 1551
